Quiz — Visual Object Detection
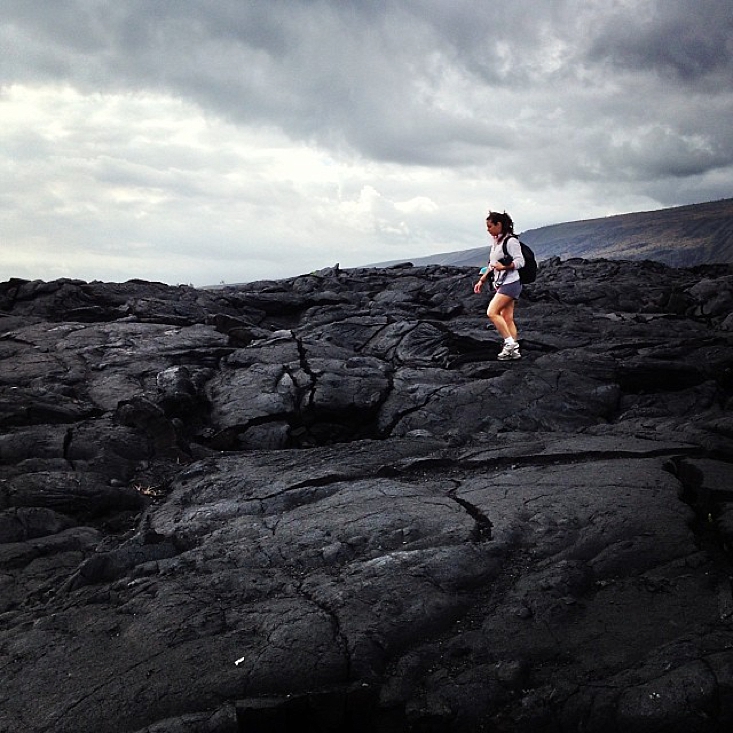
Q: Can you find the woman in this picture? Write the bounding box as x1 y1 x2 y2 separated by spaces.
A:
473 210 525 360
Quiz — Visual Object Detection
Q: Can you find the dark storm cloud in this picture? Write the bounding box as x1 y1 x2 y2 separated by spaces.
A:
587 0 733 83
4 1 732 174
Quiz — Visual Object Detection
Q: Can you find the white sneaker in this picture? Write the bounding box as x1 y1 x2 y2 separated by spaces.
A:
497 343 521 360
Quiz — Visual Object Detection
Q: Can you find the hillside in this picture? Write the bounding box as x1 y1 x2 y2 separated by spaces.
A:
376 198 733 269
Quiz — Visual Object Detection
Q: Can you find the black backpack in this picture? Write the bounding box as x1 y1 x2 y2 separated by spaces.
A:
502 237 538 284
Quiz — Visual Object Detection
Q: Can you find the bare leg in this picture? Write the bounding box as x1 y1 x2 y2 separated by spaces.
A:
487 293 517 340
503 298 518 340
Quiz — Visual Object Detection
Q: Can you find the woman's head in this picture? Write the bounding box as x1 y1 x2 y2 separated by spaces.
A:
486 211 514 237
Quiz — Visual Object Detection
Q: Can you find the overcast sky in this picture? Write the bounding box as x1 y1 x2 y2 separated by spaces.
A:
2 1 732 286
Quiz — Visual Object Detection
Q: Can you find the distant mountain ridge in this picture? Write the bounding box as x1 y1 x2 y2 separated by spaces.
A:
374 198 733 270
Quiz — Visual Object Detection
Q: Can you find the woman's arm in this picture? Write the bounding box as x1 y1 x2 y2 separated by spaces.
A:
474 269 489 293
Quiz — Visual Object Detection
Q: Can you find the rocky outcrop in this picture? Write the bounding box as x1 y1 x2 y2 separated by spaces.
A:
1 258 733 732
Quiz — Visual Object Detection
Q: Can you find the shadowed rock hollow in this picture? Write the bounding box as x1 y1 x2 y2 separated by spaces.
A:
1 258 733 732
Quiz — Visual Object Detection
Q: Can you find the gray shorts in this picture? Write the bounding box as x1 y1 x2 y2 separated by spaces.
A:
496 280 522 299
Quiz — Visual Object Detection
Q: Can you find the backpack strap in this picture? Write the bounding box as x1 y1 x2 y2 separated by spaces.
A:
501 235 516 259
